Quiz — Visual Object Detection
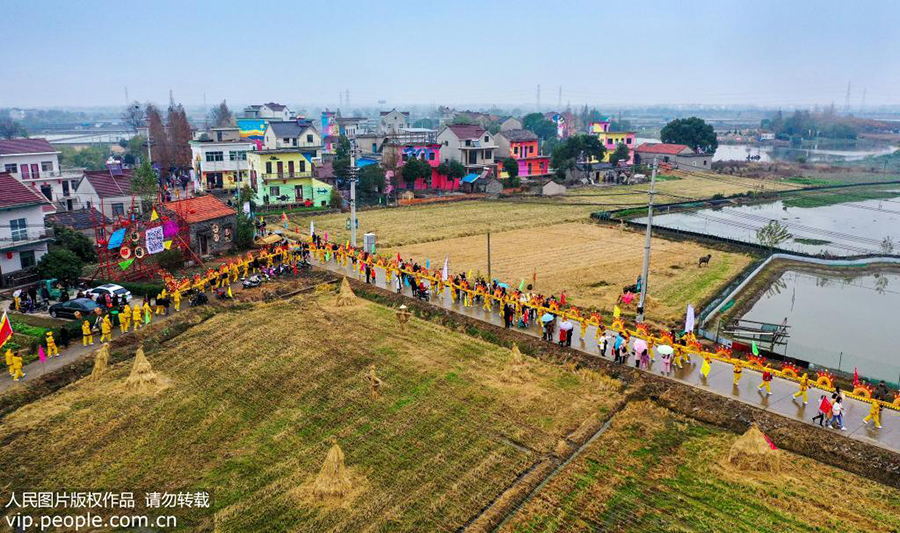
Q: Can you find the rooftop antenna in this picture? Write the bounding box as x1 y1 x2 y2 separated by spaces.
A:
169 89 175 108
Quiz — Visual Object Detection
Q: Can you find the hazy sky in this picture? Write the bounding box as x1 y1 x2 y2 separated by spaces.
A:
3 0 899 109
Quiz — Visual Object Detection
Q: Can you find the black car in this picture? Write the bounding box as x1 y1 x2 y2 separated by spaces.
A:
49 298 99 319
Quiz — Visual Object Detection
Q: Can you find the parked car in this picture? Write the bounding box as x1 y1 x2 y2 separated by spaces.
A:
49 298 100 319
85 283 132 304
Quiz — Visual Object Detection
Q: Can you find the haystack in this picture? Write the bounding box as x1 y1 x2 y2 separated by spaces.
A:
89 343 110 381
125 346 161 391
728 425 780 473
335 278 356 307
501 344 528 383
312 438 353 499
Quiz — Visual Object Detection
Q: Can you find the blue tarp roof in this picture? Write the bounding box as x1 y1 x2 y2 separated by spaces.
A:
356 158 377 168
461 173 480 184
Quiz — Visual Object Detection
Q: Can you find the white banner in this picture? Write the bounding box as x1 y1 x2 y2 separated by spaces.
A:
685 304 695 333
145 226 165 255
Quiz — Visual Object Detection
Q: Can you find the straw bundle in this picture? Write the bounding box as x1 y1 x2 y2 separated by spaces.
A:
89 343 110 381
335 278 357 307
125 346 161 391
728 425 780 473
501 345 528 383
312 438 353 499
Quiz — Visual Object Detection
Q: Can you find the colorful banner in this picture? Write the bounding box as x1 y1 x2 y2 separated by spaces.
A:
146 226 165 255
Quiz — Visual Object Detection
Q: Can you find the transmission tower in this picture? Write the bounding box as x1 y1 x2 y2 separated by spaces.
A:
345 89 350 109
844 81 851 114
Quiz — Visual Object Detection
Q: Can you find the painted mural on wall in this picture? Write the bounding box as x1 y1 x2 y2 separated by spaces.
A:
238 119 267 150
401 145 440 167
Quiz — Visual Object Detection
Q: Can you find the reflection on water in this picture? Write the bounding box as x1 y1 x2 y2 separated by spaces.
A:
714 143 898 163
643 195 900 256
741 269 900 382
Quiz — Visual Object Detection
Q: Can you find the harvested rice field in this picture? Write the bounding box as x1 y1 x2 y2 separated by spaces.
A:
285 174 793 249
389 222 753 324
501 401 900 533
0 293 621 531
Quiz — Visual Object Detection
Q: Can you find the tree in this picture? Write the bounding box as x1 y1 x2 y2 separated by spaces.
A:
125 135 147 165
551 134 606 180
37 249 83 283
881 236 895 255
358 164 386 197
660 117 718 153
51 225 97 262
333 136 353 184
756 220 793 250
209 100 234 127
436 162 451 177
329 187 343 209
447 160 466 180
0 118 27 139
608 143 630 166
167 103 192 169
609 119 632 132
58 146 108 171
145 104 169 169
130 161 159 206
522 113 557 141
232 211 255 251
401 158 430 187
502 157 519 178
121 102 145 132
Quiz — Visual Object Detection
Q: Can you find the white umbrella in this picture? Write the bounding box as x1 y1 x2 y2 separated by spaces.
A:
656 345 674 356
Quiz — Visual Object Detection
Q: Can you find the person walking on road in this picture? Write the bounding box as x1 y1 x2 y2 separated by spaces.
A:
758 365 774 396
830 397 846 430
863 401 883 429
732 359 743 386
792 373 810 405
81 319 94 346
812 394 831 427
10 351 24 381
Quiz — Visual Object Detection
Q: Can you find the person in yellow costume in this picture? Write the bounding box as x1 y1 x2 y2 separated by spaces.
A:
5 349 13 376
131 303 142 331
700 354 712 379
732 359 743 386
142 300 152 325
242 259 249 278
173 290 181 312
155 293 165 315
14 295 21 312
81 319 94 346
119 305 131 333
758 365 774 395
100 315 113 343
10 351 24 381
863 401 883 429
45 331 59 357
792 373 809 405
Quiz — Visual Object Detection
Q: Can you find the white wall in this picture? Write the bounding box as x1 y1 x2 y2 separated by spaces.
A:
0 204 50 275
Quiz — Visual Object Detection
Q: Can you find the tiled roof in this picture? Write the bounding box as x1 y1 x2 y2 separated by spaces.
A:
268 121 309 138
446 125 487 139
164 195 235 224
634 143 692 155
81 169 134 198
264 102 287 111
380 109 410 116
0 172 50 209
45 207 110 230
499 129 538 142
0 138 57 155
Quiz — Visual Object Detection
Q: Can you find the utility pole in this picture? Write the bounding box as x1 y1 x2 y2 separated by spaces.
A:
486 229 492 280
350 140 358 247
636 156 657 323
844 81 851 114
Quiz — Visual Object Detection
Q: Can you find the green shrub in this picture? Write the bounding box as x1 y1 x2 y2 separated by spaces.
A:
155 248 184 271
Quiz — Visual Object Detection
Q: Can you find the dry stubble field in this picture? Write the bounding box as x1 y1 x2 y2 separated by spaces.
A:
501 401 900 533
0 293 621 532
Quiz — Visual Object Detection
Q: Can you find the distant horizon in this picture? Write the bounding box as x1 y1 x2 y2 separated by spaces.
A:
3 1 898 110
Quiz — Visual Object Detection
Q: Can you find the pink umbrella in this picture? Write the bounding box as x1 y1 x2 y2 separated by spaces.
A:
633 338 648 354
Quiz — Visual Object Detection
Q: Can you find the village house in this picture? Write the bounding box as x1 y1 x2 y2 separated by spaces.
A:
633 143 711 169
495 129 550 179
161 195 236 257
189 137 255 191
590 119 636 163
379 109 410 135
0 172 54 287
241 102 293 121
0 138 83 212
246 149 332 207
74 166 140 220
499 116 523 131
262 121 323 161
337 115 367 138
44 207 110 244
382 141 458 191
437 125 498 175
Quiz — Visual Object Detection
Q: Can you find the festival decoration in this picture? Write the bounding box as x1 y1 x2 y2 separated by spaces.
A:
815 370 834 389
780 362 800 378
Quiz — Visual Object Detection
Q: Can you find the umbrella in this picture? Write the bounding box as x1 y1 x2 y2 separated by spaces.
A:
656 345 674 356
559 320 574 331
541 313 555 323
499 283 509 289
633 339 648 353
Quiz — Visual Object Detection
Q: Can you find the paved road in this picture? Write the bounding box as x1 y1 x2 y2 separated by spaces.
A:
317 255 900 454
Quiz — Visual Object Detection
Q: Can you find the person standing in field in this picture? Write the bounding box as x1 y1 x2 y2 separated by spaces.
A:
792 373 810 404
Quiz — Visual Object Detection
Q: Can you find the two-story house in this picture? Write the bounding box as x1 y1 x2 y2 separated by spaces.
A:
246 149 332 207
74 166 139 220
436 125 497 175
262 121 323 160
0 172 54 287
241 102 293 121
189 138 255 191
382 142 457 191
495 129 550 178
0 138 83 211
379 109 410 135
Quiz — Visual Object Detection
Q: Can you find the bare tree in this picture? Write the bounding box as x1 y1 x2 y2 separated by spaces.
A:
881 236 895 255
0 118 27 139
209 100 234 128
756 220 793 250
121 101 146 132
145 103 169 170
167 103 193 169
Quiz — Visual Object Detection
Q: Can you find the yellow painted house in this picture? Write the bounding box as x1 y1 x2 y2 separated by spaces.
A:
589 120 636 163
247 149 332 207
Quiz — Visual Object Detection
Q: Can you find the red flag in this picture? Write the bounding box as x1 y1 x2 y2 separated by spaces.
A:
0 311 11 349
560 292 566 306
762 432 777 450
853 367 859 387
397 253 401 262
